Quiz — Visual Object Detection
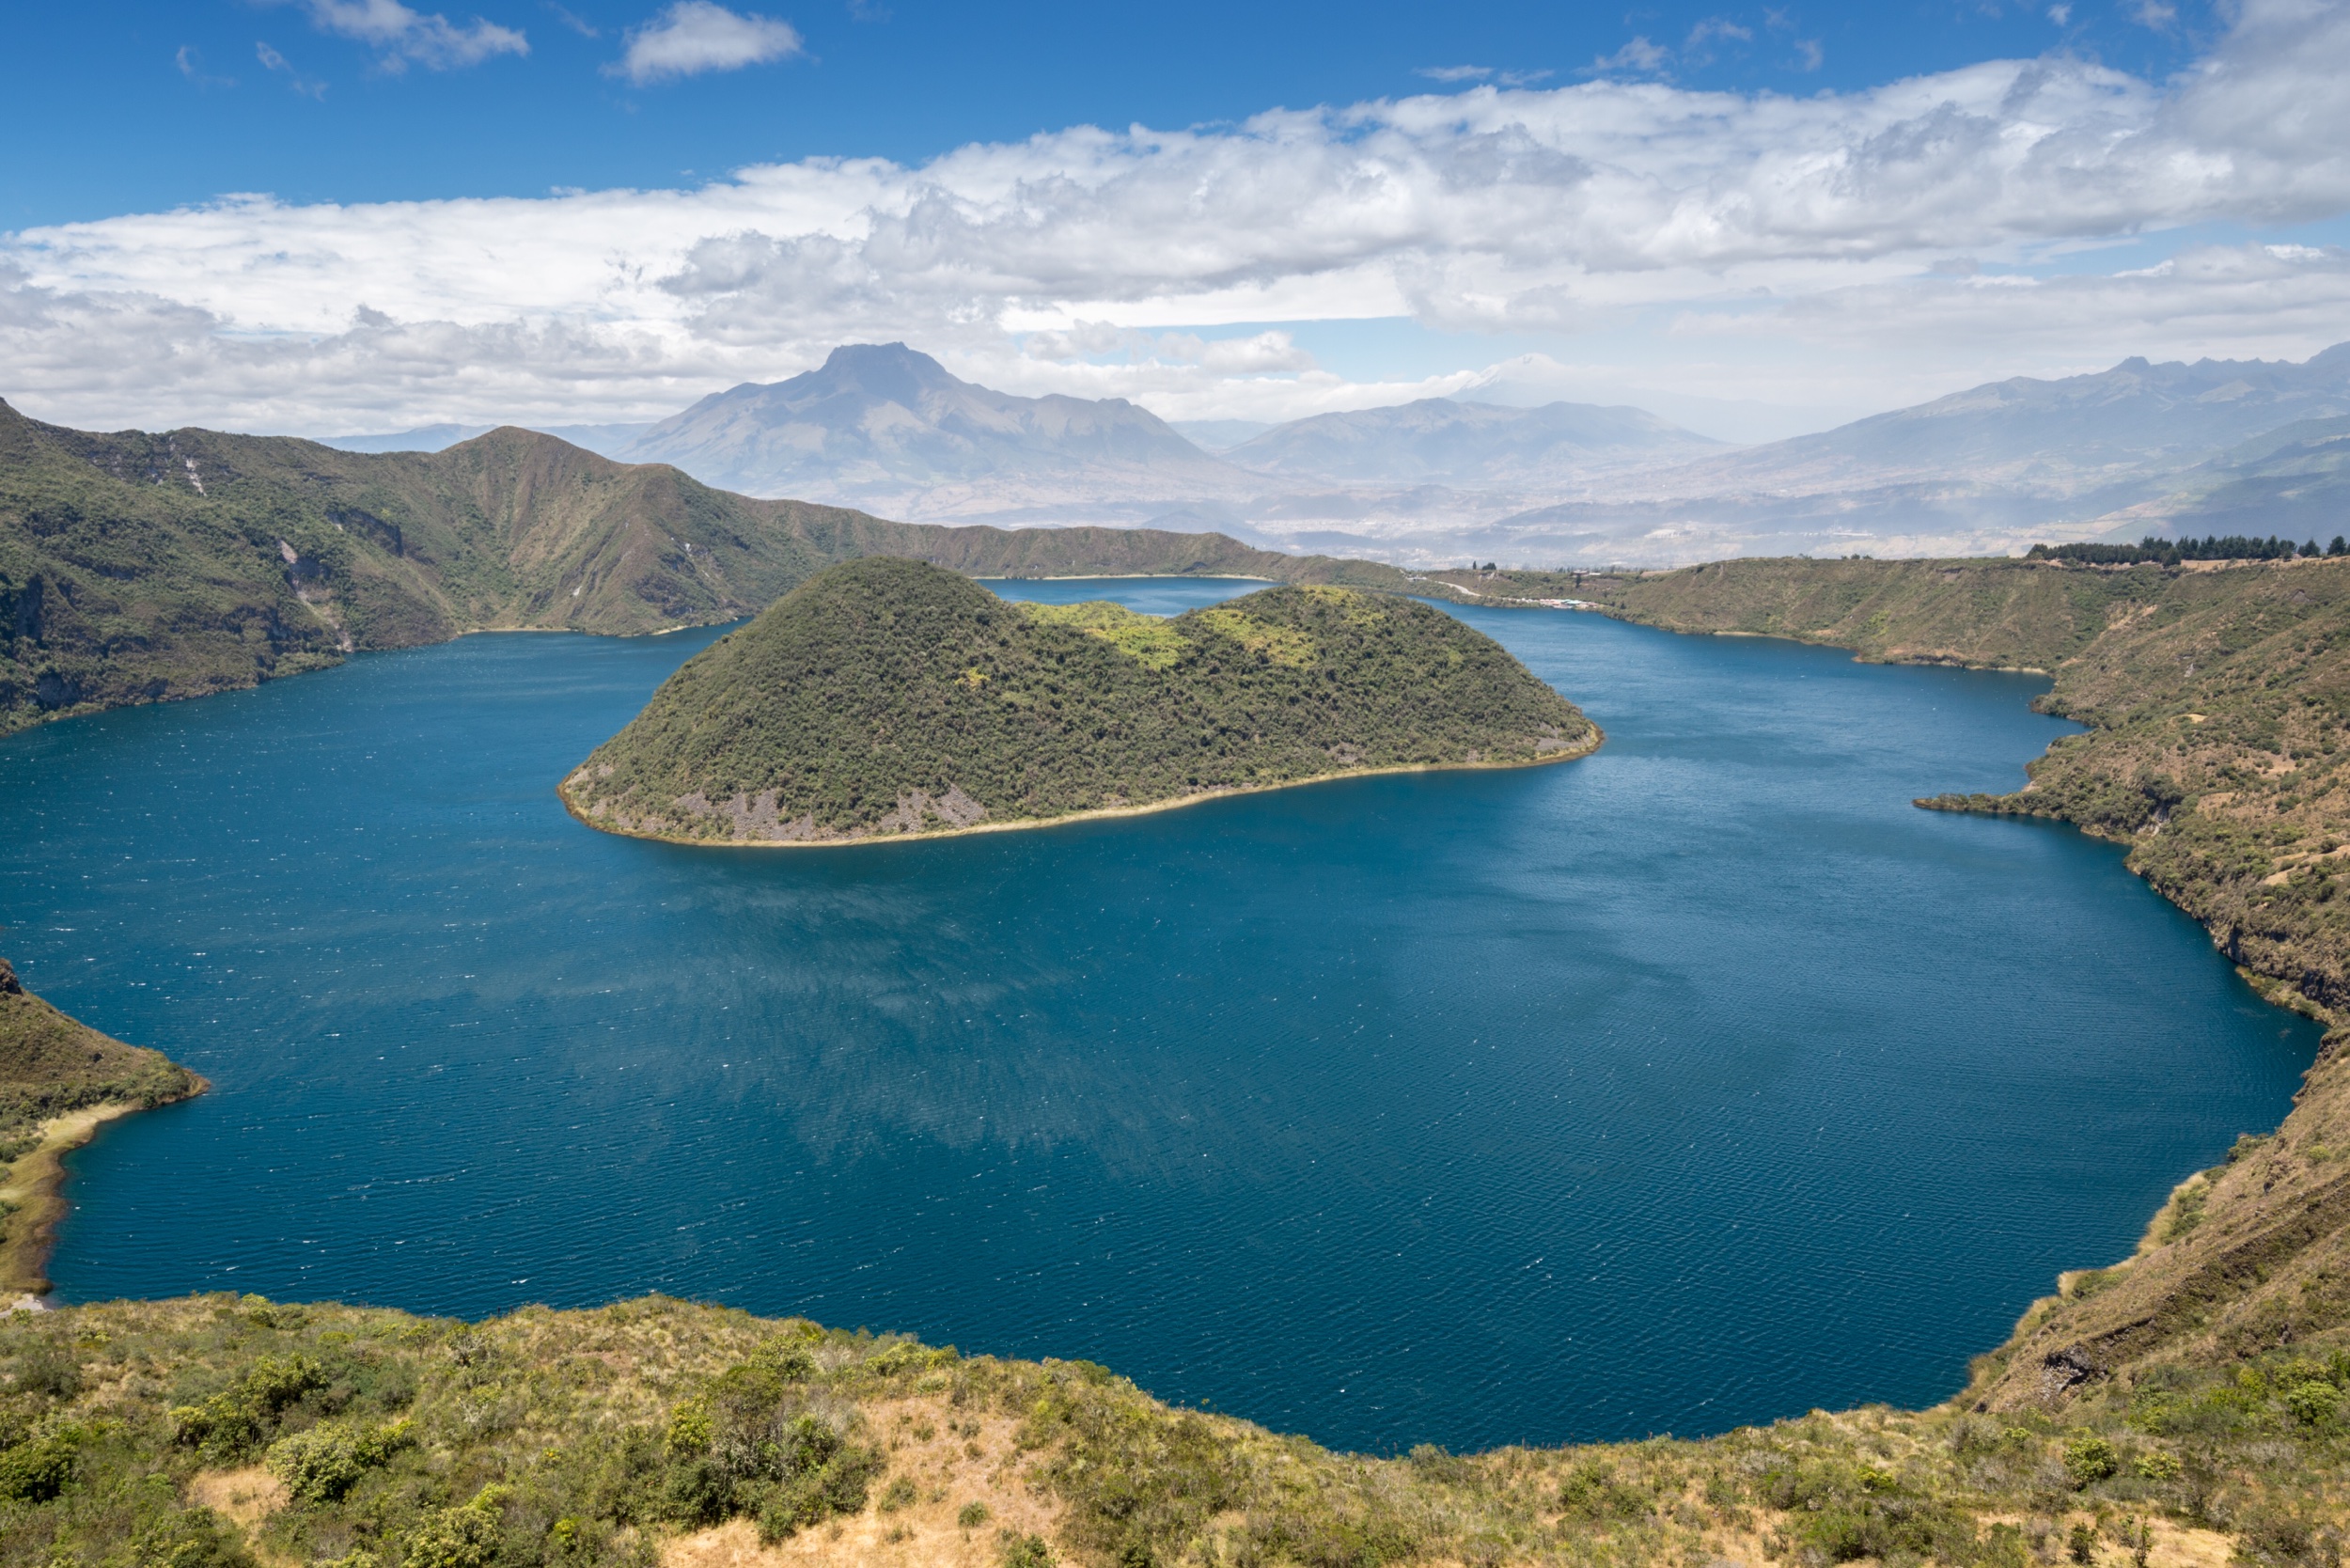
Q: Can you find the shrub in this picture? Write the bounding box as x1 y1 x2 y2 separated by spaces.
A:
959 1502 992 1529
879 1475 917 1512
170 1355 327 1463
2282 1380 2342 1428
265 1418 415 1503
404 1485 510 1568
128 1507 258 1568
1002 1536 1056 1568
2133 1450 2182 1482
2063 1435 2120 1487
2069 1521 2097 1564
0 1426 84 1503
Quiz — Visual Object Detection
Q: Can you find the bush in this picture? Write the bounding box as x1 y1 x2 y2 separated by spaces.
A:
0 1426 83 1504
403 1485 509 1568
170 1354 327 1463
1003 1536 1057 1568
265 1418 415 1502
2064 1435 2120 1487
128 1507 258 1568
2282 1380 2342 1428
959 1501 992 1528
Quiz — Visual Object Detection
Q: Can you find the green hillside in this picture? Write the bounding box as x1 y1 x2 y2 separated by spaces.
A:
560 557 1596 844
6 1284 2347 1568
0 400 1403 737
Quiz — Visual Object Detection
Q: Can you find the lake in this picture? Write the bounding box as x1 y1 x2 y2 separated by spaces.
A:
0 580 2314 1453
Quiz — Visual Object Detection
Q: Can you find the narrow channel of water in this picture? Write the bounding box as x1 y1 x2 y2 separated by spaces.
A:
0 582 2312 1452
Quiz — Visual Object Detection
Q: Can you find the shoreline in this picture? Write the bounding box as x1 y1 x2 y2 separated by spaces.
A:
557 731 1604 850
1 1081 206 1305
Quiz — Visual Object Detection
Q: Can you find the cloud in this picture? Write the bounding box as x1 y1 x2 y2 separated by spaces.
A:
1590 36 1670 72
612 2 804 84
288 0 528 70
1793 39 1823 71
8 0 2350 431
255 41 328 97
544 2 600 35
1418 66 1494 83
176 45 237 87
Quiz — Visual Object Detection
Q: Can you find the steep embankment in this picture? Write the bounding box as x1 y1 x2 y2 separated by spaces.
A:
1523 554 2350 1423
0 400 1404 737
560 557 1596 844
0 958 201 1295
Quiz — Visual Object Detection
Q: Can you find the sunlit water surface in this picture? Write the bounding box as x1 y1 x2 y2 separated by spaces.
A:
0 580 2312 1451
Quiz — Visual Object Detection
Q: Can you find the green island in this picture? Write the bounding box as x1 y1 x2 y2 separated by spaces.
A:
0 403 1402 739
11 552 2350 1568
556 557 1598 846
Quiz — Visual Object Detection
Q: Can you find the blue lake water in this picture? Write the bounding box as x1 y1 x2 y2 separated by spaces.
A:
0 580 2315 1453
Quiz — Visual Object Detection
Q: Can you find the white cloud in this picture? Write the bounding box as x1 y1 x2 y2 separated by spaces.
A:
1417 66 1493 83
290 0 528 70
613 2 803 84
7 0 2350 433
1590 36 1670 72
255 41 328 98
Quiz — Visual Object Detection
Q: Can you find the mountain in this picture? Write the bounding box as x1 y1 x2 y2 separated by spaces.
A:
315 422 650 456
560 557 1594 845
0 400 1405 736
2087 415 2350 541
1640 344 2350 498
1441 344 2350 567
1223 398 1723 485
619 343 1254 521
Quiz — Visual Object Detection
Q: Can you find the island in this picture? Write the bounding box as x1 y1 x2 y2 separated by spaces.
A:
558 557 1600 846
1 956 203 1302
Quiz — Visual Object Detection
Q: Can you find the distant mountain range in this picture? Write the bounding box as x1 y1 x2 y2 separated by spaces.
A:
1221 397 1720 483
294 339 2350 567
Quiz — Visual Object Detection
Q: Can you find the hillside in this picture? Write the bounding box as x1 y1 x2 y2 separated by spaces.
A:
559 557 1596 845
5 1283 2346 1568
0 958 201 1295
2089 416 2350 542
0 399 1407 738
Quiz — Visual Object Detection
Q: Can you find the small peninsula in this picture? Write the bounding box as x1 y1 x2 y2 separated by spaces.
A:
559 557 1598 845
1 957 203 1299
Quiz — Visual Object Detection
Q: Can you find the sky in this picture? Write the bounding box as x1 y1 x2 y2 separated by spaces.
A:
4 0 2348 442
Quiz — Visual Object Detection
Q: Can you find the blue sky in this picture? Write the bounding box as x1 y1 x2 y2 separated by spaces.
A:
4 1 2217 227
3 0 2344 441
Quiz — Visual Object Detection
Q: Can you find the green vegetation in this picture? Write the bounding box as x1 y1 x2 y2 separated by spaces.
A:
8 1291 2350 1568
0 958 201 1294
560 557 1596 845
0 400 1404 738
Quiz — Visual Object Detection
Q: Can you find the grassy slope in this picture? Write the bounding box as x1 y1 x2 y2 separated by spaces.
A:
0 401 1405 737
0 959 200 1294
3 1290 2341 1568
559 557 1596 843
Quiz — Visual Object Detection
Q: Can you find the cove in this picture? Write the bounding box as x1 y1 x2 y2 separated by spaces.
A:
0 581 2316 1454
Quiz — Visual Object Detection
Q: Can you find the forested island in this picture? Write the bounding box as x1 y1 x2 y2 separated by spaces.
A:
558 557 1598 846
